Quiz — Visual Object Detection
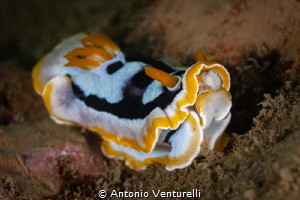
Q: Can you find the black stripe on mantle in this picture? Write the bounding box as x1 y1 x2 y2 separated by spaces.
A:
70 69 182 120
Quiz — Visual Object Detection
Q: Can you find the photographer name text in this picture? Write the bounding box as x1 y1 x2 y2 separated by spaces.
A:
98 189 202 198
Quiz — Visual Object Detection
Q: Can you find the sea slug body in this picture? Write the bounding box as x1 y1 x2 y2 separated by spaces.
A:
32 33 232 171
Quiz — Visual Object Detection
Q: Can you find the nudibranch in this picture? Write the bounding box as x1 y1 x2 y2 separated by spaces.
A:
32 33 232 171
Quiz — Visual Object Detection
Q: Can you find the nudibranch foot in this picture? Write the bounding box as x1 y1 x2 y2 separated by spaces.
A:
32 33 232 171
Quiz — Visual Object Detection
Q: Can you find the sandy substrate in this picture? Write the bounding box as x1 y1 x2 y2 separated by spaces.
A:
1 0 300 199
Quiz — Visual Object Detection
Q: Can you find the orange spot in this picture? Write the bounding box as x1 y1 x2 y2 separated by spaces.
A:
195 50 207 62
64 34 120 71
144 66 179 88
64 46 114 61
81 34 120 52
64 58 100 70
